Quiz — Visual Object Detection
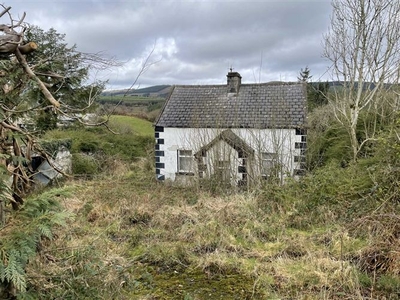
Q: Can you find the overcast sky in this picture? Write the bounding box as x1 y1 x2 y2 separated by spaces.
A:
9 0 332 90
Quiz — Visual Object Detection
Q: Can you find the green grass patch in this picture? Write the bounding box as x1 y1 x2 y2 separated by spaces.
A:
108 115 153 136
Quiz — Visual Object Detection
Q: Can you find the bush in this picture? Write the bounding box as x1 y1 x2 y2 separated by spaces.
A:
72 153 100 176
306 105 351 169
78 140 99 153
257 160 377 229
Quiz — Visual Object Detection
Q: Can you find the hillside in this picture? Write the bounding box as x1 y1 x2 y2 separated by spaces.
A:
102 85 172 98
98 85 171 115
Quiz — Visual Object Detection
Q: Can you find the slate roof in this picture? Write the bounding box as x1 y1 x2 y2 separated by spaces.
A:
156 82 307 129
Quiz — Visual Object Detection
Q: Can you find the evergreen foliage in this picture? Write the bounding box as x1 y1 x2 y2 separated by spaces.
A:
308 81 329 110
0 7 108 222
297 66 312 83
0 187 73 297
297 67 329 111
306 105 351 169
25 27 95 108
35 109 58 133
39 139 72 158
23 26 105 133
0 161 13 225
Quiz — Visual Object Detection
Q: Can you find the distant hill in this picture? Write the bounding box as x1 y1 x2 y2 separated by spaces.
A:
311 81 395 90
102 81 393 100
103 85 172 98
99 85 172 112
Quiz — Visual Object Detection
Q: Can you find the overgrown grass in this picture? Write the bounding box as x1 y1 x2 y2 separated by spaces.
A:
6 113 399 299
19 156 399 299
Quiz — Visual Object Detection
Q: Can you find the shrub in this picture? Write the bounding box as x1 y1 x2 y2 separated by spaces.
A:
78 140 99 153
306 105 351 169
72 153 100 176
257 160 377 229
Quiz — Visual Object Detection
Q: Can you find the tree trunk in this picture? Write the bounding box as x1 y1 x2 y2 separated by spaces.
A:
18 42 37 54
323 0 400 161
350 122 359 161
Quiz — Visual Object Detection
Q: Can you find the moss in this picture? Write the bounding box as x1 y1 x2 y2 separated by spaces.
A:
129 267 271 299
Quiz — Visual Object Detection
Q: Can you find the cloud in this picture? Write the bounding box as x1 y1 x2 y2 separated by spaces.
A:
7 0 332 88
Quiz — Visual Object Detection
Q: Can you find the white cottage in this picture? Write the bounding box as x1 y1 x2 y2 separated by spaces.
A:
154 71 307 186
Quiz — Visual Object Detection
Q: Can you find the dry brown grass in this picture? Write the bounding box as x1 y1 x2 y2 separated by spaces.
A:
22 159 400 299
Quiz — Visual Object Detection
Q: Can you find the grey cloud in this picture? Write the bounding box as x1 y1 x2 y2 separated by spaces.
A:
8 0 332 88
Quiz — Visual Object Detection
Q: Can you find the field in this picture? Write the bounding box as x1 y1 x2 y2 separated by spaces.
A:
98 95 165 109
109 115 155 136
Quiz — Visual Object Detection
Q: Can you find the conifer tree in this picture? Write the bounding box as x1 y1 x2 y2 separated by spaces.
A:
0 5 112 221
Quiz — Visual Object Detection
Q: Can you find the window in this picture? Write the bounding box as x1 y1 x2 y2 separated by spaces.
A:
261 152 277 177
295 142 307 149
294 155 306 163
178 150 193 174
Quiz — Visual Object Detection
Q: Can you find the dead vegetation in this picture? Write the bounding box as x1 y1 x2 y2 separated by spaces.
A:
21 157 400 299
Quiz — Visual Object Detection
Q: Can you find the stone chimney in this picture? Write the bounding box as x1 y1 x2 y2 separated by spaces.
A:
227 71 242 94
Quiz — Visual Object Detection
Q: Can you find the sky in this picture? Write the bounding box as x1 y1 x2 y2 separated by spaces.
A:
8 0 333 90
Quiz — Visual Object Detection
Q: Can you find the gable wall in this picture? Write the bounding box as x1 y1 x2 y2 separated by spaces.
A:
155 127 305 183
203 139 242 186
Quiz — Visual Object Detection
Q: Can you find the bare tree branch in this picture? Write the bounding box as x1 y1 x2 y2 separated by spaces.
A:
323 0 400 160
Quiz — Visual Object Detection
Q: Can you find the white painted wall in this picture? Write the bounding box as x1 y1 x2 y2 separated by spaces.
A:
157 127 304 183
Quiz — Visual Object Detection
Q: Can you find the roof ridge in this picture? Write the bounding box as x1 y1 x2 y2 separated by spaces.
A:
172 82 304 88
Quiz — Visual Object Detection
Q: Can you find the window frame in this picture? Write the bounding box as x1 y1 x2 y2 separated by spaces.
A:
261 152 278 177
177 149 194 175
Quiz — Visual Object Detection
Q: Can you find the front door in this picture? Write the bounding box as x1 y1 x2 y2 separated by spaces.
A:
216 160 231 184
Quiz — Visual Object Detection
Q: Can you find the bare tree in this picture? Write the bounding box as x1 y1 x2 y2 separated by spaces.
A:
323 0 400 160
